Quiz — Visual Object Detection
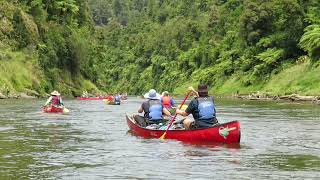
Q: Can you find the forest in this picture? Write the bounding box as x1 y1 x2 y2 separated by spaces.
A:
0 0 320 97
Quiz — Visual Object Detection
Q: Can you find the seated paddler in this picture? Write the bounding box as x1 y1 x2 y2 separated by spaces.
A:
161 91 175 114
175 84 218 129
44 90 64 107
138 89 172 124
114 94 121 105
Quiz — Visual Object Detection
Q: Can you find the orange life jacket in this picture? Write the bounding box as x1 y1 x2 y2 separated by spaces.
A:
162 96 171 108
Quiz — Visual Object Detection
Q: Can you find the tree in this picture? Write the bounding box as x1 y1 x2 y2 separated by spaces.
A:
300 25 320 59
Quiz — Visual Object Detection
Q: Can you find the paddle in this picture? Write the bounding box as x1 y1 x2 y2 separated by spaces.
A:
159 87 197 140
63 107 70 114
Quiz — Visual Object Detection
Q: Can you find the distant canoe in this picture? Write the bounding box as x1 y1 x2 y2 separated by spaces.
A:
126 114 241 144
103 99 120 105
76 96 112 100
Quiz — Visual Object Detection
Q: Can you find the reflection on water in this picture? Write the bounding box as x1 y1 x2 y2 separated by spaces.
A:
263 154 320 171
0 98 319 179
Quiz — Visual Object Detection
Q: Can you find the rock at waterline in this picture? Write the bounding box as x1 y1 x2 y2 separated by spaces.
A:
19 93 36 99
24 89 40 97
0 92 7 99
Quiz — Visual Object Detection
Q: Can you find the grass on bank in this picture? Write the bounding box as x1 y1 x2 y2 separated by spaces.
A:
0 49 99 96
0 49 42 94
263 60 320 96
174 59 320 96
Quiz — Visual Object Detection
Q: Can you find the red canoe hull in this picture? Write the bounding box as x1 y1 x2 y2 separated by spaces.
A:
76 97 112 100
126 115 241 144
43 106 64 113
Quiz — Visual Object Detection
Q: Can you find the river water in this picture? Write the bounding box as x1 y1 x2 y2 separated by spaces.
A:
0 98 319 179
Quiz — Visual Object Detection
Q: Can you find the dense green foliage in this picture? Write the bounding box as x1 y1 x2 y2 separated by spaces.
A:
85 0 320 95
0 0 320 96
0 0 97 95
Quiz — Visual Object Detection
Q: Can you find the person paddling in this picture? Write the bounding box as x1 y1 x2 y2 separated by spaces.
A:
114 94 121 105
175 84 218 129
161 91 175 114
138 89 172 124
44 90 64 108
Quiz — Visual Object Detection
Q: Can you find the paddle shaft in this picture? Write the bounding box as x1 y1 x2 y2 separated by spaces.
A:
161 91 191 138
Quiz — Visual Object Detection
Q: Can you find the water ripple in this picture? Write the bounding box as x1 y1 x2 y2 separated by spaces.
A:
0 98 319 179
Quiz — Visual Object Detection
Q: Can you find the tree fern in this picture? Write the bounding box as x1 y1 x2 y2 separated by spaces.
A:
299 24 320 57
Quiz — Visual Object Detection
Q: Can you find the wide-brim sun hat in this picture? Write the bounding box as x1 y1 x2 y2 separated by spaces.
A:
144 89 161 100
197 84 208 93
50 90 60 96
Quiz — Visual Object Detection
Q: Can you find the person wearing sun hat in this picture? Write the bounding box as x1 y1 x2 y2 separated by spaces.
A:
138 89 172 124
176 83 218 129
44 90 64 107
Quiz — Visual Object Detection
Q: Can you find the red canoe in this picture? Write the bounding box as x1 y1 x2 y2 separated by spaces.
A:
126 115 241 144
43 106 64 113
76 96 112 100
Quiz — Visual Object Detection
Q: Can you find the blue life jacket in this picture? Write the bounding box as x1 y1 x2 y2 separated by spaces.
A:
114 95 121 102
197 97 215 120
148 100 163 120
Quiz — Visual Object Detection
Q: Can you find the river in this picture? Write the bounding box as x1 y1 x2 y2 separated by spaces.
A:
0 98 319 179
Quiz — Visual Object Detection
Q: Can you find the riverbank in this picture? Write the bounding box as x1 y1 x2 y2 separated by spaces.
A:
0 89 40 99
0 49 100 99
174 59 320 104
1 51 319 103
234 92 320 104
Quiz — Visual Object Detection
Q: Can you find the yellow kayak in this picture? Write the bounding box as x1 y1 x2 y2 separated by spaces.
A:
103 99 120 105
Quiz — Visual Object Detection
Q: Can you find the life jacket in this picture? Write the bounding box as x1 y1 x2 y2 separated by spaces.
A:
197 97 215 120
51 96 60 105
147 100 163 120
114 95 121 105
162 96 171 108
114 95 121 102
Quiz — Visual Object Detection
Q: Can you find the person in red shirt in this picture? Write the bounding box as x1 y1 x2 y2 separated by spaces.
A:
44 91 64 107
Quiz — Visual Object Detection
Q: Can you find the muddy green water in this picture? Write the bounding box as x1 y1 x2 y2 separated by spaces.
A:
0 98 319 179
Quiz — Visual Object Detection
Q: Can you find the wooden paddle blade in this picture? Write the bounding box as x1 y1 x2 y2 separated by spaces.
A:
188 86 199 97
187 86 196 92
159 132 167 140
63 108 70 114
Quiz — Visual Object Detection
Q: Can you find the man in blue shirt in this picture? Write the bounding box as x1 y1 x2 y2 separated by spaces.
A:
176 84 218 129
